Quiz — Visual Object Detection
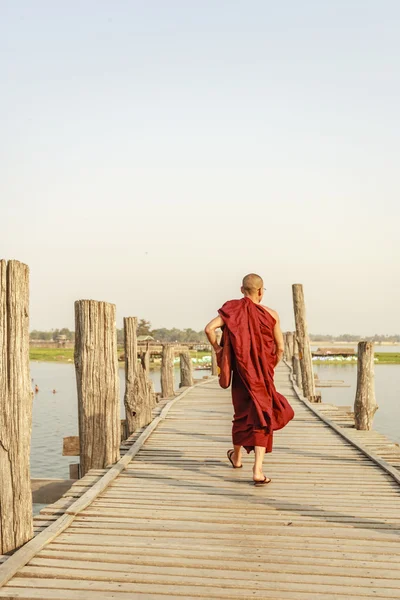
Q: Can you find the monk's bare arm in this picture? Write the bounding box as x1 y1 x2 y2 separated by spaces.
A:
271 310 284 367
204 316 224 352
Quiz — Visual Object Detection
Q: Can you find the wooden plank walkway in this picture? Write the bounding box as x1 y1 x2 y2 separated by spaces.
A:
1 364 400 599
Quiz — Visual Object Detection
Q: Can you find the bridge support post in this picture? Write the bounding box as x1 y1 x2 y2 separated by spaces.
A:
180 349 194 387
161 344 175 398
141 343 150 373
0 260 33 554
124 317 153 435
293 334 303 389
285 331 294 363
292 284 317 402
75 300 120 476
354 342 378 430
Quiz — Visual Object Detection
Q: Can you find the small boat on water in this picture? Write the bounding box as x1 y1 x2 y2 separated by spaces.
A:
195 364 212 371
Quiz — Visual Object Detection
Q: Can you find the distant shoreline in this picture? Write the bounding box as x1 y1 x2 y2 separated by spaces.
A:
29 347 400 365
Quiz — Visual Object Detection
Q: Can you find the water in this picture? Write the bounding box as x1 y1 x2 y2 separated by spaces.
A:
30 362 211 479
314 363 400 445
30 359 399 480
311 344 400 353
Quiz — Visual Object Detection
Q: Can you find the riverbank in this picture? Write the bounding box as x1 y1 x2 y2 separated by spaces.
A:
30 347 400 364
29 347 212 364
312 352 400 365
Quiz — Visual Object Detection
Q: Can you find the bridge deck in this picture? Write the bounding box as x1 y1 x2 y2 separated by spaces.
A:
1 364 400 599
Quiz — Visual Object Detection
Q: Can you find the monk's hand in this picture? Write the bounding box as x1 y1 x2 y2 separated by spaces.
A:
214 345 223 354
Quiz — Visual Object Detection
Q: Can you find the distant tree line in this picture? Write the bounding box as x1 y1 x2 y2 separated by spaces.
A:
31 320 207 345
29 324 400 345
310 334 400 342
116 319 207 344
30 328 75 341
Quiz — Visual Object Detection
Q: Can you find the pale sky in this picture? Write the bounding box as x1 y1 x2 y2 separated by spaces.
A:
1 1 399 336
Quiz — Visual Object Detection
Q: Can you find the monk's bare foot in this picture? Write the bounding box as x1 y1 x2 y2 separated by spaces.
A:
227 449 242 468
253 467 269 483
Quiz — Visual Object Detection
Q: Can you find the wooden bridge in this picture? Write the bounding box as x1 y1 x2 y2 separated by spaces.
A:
1 260 399 599
1 362 400 599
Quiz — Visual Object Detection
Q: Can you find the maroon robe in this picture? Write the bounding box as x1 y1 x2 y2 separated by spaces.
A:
218 297 294 453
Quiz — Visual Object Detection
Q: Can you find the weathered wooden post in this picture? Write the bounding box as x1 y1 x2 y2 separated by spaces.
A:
286 331 294 363
124 317 153 434
211 331 222 376
292 284 318 402
180 348 194 387
292 334 303 389
161 344 175 398
0 260 33 554
354 342 378 430
75 300 120 477
141 342 150 373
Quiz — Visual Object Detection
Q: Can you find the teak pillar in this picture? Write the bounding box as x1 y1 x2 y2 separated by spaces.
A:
292 284 317 401
124 317 153 434
161 344 175 398
0 260 33 554
180 348 194 387
354 342 378 430
74 300 120 476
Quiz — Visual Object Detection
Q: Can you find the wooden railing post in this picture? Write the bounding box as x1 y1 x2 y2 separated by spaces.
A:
354 342 378 430
124 317 153 435
161 344 175 398
74 300 120 477
0 260 33 554
286 331 294 363
292 334 303 389
292 284 317 401
141 343 150 373
180 348 194 387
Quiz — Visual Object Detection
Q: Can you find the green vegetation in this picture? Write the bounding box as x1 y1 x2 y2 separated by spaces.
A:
313 353 400 365
375 353 400 364
30 348 74 362
30 328 74 341
30 347 213 364
311 334 400 343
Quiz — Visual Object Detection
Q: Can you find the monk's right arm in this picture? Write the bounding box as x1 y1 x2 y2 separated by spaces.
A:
204 316 224 352
273 312 285 367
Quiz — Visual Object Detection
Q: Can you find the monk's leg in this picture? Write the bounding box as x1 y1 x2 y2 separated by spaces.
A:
253 446 266 481
231 444 242 467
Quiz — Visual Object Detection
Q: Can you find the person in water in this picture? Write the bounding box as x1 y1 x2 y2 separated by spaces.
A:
205 274 294 485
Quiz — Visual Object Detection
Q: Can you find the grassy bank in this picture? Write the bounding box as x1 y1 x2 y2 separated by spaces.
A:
30 348 74 362
30 347 400 365
312 353 400 365
29 347 212 364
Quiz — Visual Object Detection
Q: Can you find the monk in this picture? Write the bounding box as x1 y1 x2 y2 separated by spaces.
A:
205 274 294 485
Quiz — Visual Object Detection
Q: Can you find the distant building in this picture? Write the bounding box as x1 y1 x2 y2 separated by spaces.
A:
137 335 155 342
56 335 67 348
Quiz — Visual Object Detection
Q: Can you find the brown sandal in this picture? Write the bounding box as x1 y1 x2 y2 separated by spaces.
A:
227 449 242 468
254 476 272 486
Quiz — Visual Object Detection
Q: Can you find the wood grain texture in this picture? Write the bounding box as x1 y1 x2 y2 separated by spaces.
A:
179 349 194 387
354 341 378 430
74 300 120 477
161 344 174 398
0 259 33 554
292 283 316 400
1 367 399 598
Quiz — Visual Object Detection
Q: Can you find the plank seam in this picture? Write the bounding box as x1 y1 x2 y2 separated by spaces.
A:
284 360 400 486
0 378 217 589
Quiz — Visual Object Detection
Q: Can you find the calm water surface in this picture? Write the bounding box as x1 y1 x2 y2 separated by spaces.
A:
30 363 210 479
30 354 400 479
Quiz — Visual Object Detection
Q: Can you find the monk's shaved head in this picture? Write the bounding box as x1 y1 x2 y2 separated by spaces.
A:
242 273 264 294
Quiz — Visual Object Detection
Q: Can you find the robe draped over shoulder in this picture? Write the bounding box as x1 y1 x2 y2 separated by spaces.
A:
218 297 294 453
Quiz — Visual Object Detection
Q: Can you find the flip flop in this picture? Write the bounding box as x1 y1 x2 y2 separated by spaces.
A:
254 476 272 486
227 449 242 469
